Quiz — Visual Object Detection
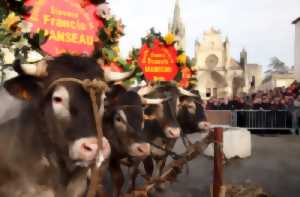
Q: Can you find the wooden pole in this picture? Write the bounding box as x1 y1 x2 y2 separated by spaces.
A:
213 127 224 197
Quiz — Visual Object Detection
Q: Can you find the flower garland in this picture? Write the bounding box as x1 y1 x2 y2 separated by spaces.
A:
0 1 198 89
0 0 111 83
133 28 198 88
93 2 136 72
0 0 49 82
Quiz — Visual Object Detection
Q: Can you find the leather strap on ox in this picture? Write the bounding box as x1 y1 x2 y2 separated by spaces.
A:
47 78 108 197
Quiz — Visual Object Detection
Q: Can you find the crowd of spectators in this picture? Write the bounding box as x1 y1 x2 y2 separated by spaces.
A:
206 81 300 111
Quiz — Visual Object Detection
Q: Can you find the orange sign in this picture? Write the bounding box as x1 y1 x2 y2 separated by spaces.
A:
25 0 103 56
138 39 178 81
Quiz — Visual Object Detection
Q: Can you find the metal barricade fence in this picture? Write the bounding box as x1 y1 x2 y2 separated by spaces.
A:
206 109 300 134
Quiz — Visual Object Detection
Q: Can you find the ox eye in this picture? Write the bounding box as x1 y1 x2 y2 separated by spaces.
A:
53 96 63 103
115 116 122 122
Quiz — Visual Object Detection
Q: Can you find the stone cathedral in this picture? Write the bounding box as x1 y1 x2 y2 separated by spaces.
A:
169 0 262 99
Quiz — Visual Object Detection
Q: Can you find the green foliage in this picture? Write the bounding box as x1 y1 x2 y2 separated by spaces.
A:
0 0 32 19
175 70 182 81
27 30 49 49
141 28 165 48
268 56 288 73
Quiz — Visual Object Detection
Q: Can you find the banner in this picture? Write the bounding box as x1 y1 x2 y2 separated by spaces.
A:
25 0 103 56
138 39 178 81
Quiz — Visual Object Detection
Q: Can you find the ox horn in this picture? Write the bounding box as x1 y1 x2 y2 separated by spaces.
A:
137 85 157 96
178 87 198 97
142 97 170 105
104 68 135 82
20 60 48 77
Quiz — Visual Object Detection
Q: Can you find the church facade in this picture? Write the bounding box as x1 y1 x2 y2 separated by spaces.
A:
168 1 262 99
194 28 262 98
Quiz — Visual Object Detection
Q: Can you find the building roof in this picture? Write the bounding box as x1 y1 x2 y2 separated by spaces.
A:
292 17 300 24
229 58 242 70
246 63 260 67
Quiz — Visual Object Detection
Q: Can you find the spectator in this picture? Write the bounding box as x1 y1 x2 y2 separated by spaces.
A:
205 81 300 111
294 95 300 108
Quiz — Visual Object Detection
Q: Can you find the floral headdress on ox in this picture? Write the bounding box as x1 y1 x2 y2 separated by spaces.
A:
0 0 124 82
120 29 198 89
92 3 197 89
0 0 48 82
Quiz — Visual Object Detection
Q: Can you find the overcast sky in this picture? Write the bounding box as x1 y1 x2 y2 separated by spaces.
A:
108 0 300 69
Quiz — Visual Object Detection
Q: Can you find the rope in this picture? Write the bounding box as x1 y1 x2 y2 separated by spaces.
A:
125 133 214 196
86 88 105 197
149 141 182 160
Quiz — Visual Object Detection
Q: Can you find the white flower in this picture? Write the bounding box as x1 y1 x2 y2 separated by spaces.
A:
1 48 15 64
96 3 112 20
17 21 33 33
26 50 43 63
139 80 147 87
4 69 18 80
12 37 30 49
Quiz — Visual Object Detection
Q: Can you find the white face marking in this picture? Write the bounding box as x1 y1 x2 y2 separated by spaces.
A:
52 86 71 121
180 100 196 115
114 110 127 131
187 102 196 114
119 110 127 123
176 98 180 113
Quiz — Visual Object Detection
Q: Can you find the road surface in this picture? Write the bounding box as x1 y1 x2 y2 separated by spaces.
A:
153 134 300 197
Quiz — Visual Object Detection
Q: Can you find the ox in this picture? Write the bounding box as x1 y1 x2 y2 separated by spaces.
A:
102 84 151 197
0 54 133 196
138 83 181 180
177 90 211 135
135 84 210 190
0 87 24 124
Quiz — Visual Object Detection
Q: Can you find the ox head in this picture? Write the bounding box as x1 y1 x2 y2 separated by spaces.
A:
177 89 211 133
104 85 150 159
4 55 134 169
140 83 181 139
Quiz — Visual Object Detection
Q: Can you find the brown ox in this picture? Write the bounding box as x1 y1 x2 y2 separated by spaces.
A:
0 54 134 196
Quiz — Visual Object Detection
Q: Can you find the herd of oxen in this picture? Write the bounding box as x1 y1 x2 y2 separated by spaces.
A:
0 54 213 197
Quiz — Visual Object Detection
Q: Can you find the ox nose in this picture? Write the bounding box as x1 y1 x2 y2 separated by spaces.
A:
70 137 111 165
129 143 151 158
165 127 181 139
198 121 211 130
78 138 98 161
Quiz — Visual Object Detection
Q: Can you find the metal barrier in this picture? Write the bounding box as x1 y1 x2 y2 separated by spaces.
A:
206 109 300 134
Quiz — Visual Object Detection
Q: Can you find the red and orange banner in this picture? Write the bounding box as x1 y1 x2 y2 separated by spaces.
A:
25 0 103 56
138 39 178 81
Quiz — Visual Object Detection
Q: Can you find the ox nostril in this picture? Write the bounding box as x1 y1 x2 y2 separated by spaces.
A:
137 146 144 153
131 143 150 157
80 142 98 155
82 143 93 152
166 127 180 139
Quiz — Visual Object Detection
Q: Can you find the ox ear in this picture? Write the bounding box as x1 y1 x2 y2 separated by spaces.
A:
4 76 43 101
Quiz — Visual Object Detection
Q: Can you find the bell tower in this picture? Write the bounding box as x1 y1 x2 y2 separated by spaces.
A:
240 48 247 69
168 0 186 49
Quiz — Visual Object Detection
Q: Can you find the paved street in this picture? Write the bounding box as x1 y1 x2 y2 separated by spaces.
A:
154 134 300 197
